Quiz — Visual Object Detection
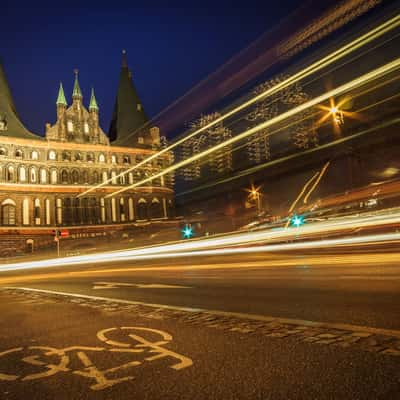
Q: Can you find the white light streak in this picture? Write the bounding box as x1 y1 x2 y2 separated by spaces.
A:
78 15 400 199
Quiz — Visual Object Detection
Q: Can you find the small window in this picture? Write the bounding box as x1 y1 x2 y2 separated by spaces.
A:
138 137 144 144
87 153 94 162
99 154 105 163
31 150 39 160
111 155 117 164
67 120 73 132
75 153 82 162
48 150 56 160
84 122 89 134
15 149 23 159
0 148 7 157
30 168 37 183
62 152 71 161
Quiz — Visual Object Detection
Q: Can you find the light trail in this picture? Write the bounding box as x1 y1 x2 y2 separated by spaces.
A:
1 210 400 272
77 15 400 199
106 58 400 198
0 231 399 274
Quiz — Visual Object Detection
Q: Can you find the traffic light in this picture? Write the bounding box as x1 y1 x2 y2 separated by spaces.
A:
291 214 305 227
182 224 194 239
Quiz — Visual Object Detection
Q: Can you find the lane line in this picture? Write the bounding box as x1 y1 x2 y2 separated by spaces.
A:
5 286 400 339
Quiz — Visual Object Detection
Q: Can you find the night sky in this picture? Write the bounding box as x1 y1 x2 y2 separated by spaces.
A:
1 0 302 137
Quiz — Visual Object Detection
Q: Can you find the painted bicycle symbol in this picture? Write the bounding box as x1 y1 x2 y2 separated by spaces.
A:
0 327 193 391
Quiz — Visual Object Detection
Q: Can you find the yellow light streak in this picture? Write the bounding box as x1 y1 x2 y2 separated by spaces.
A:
1 210 400 273
77 15 400 198
106 58 400 198
303 161 331 204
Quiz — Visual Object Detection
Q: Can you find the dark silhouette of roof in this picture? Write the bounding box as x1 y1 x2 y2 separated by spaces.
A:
109 50 148 147
0 60 41 140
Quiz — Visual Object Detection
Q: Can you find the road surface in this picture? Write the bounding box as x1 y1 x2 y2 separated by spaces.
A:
0 244 399 399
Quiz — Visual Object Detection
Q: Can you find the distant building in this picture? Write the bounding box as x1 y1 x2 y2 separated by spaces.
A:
0 52 174 255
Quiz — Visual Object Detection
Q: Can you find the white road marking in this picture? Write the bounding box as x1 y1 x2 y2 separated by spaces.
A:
92 282 192 290
0 324 193 391
6 286 400 339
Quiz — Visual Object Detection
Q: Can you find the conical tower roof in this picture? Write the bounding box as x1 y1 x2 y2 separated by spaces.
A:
0 60 41 140
89 88 99 111
109 50 148 146
72 69 82 99
56 82 67 106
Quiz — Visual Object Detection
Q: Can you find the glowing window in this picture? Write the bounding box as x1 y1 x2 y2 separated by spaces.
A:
67 121 73 132
31 151 39 160
84 123 89 134
48 150 56 160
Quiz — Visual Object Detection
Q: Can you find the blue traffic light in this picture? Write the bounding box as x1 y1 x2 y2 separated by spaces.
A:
182 225 194 239
291 214 305 227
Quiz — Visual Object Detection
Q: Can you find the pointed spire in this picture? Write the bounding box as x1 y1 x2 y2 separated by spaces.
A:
56 82 67 106
109 50 149 146
89 88 99 112
121 49 128 68
72 69 82 99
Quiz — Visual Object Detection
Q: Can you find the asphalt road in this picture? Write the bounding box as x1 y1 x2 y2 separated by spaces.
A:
0 244 399 398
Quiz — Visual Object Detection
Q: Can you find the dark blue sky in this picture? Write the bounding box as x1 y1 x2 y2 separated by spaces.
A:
1 0 301 136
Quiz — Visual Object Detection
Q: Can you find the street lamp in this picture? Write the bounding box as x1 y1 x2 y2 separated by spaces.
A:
329 105 344 125
247 184 262 215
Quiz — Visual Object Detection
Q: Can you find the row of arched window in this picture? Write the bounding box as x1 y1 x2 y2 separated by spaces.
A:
0 165 165 187
0 147 167 167
0 196 169 226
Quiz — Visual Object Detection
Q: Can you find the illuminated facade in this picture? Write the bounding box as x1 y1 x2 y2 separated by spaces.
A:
0 54 174 254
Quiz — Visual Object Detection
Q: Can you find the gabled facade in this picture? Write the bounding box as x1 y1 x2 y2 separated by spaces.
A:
0 57 175 255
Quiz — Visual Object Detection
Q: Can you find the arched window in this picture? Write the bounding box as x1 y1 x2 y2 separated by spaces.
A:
51 169 57 184
56 198 63 225
111 155 117 164
150 197 163 219
67 120 73 132
30 167 37 183
15 149 23 159
1 199 16 225
87 153 94 162
128 198 134 221
22 198 29 225
102 171 108 183
6 165 15 182
111 198 117 222
82 170 89 184
0 148 7 157
45 199 51 225
120 172 126 185
72 170 79 184
119 198 125 222
40 169 48 184
99 153 105 163
84 122 89 134
31 150 39 160
128 173 134 184
34 198 41 225
48 150 56 160
111 171 117 184
100 198 106 223
137 198 148 220
75 153 82 162
92 171 99 184
19 166 27 182
61 170 68 184
62 151 71 161
123 155 130 164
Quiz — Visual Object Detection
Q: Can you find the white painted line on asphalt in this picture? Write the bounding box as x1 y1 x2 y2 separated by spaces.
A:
92 282 192 290
5 286 400 339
